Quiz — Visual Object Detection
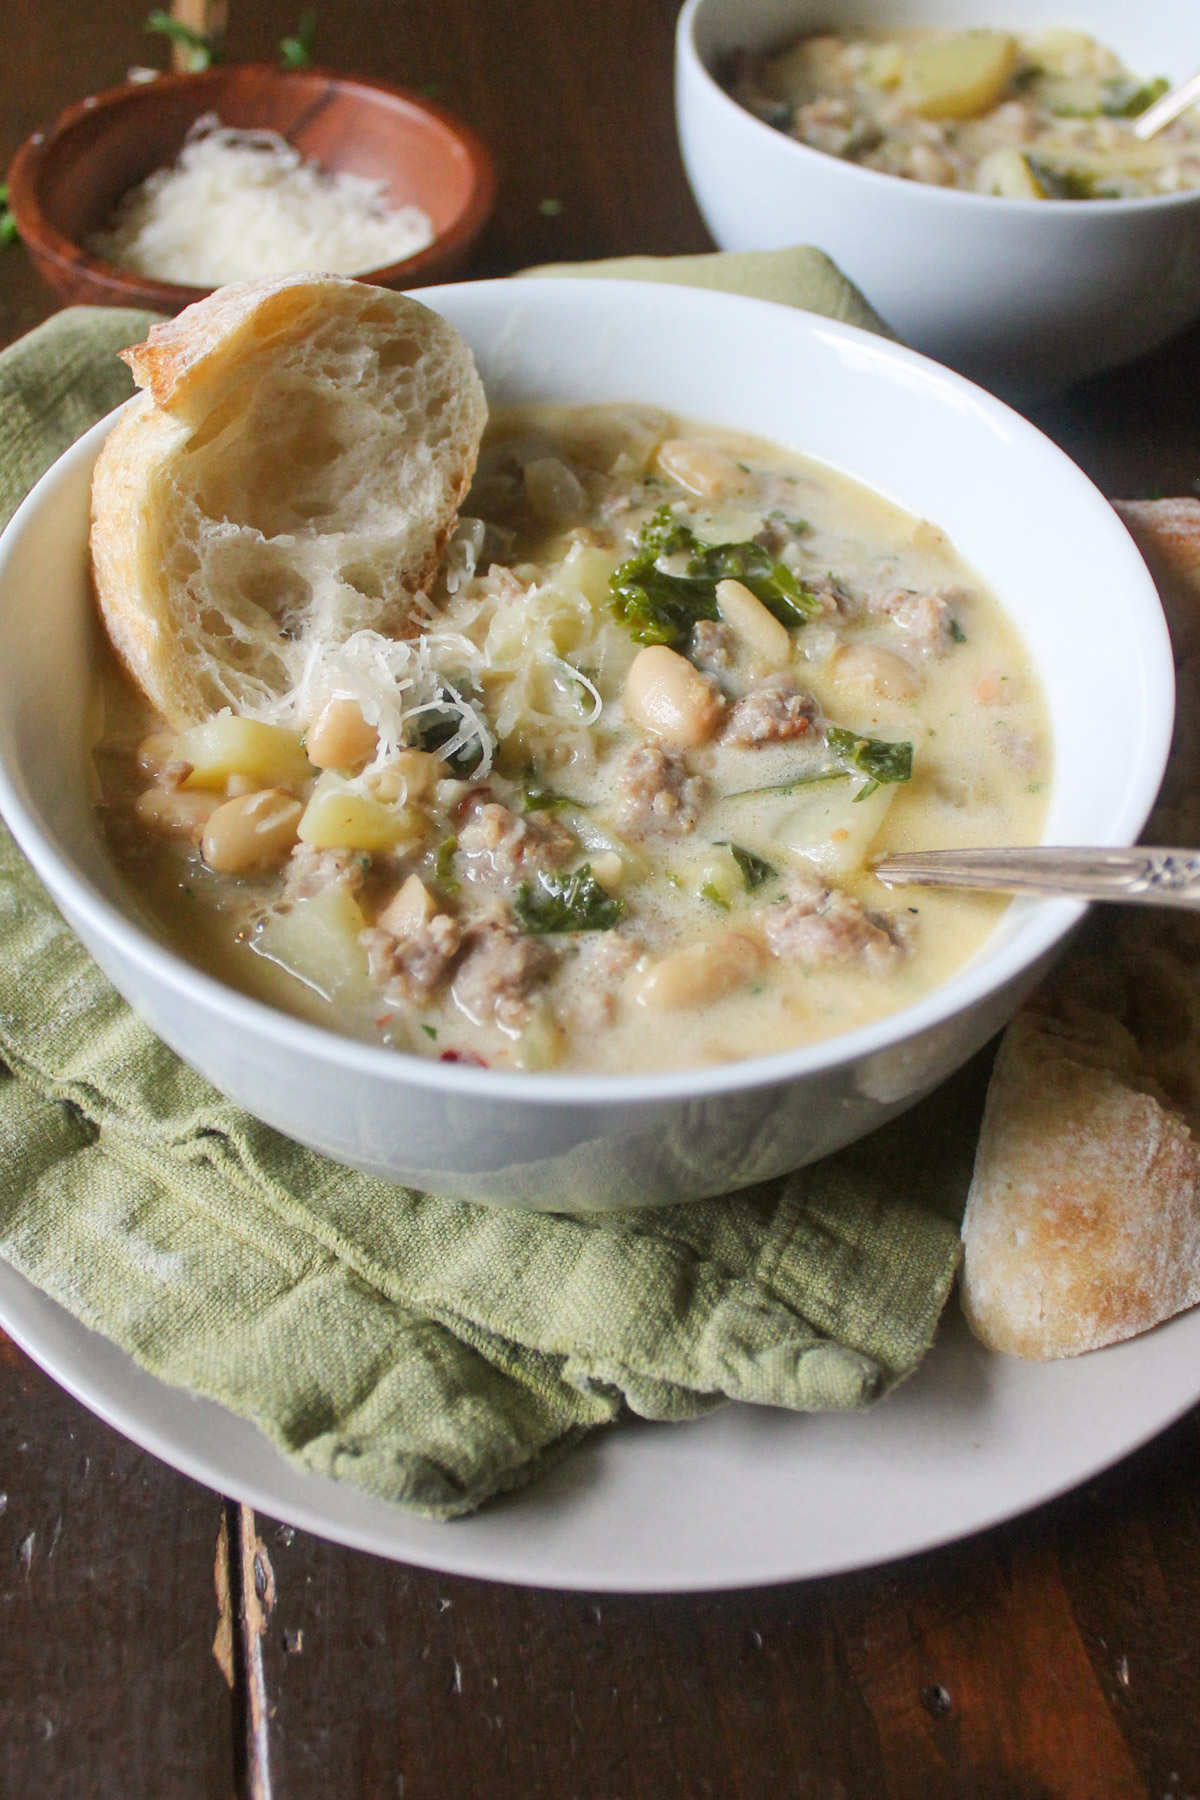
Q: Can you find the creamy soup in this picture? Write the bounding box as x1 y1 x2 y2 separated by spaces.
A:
727 28 1200 199
93 405 1049 1074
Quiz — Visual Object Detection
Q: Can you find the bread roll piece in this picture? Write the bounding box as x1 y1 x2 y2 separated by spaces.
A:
962 497 1200 1357
962 1013 1200 1358
90 274 487 726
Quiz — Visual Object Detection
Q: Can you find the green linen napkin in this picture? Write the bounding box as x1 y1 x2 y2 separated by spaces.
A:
0 265 959 1522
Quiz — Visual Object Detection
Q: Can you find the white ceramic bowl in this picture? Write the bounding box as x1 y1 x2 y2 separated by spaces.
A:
0 278 1173 1209
677 0 1200 395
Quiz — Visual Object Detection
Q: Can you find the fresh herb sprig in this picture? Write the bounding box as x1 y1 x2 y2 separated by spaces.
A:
145 8 319 72
0 187 17 248
609 505 823 648
826 726 914 800
278 7 318 68
145 9 221 70
720 842 777 890
514 866 625 933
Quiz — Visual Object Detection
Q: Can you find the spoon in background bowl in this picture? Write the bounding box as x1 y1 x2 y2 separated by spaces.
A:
1133 70 1200 141
874 847 1200 910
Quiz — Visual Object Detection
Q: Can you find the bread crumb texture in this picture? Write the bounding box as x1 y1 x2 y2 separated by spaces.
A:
90 274 487 726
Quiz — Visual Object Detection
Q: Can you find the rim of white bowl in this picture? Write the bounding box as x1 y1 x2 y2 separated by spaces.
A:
0 277 1175 1114
678 0 1200 217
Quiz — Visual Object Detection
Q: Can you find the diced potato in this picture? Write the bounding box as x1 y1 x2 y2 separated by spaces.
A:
557 404 670 477
974 147 1046 200
903 31 1018 120
376 874 438 938
253 885 371 1003
561 808 647 883
551 541 619 611
716 578 791 667
860 42 903 89
670 843 744 909
365 750 446 804
177 717 311 792
512 1000 565 1071
298 774 424 854
729 778 895 879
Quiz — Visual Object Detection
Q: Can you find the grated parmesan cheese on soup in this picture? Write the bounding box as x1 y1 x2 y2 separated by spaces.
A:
86 114 436 284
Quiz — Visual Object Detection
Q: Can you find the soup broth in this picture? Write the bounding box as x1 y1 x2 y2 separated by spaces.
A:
94 404 1050 1074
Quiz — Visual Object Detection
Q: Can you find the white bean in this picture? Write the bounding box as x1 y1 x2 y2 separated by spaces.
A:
201 789 303 876
633 932 765 1011
624 645 724 748
655 439 750 500
134 787 220 842
306 698 379 772
834 643 923 700
716 578 791 667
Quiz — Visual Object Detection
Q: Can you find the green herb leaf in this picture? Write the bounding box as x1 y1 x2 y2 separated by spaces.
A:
278 7 318 68
514 865 625 933
700 881 731 911
1102 75 1169 118
826 726 913 800
687 539 823 629
523 786 569 813
719 842 777 890
421 1023 438 1040
949 618 967 644
1026 157 1097 200
145 9 220 68
434 836 460 897
609 506 821 646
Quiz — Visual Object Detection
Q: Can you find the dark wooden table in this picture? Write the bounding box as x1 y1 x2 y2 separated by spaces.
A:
3 4 1200 1796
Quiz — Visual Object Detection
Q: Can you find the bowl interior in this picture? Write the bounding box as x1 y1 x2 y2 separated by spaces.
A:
688 0 1200 80
0 279 1174 1100
31 66 484 251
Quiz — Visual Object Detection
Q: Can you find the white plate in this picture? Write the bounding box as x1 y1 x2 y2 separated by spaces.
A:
3 1254 1197 1592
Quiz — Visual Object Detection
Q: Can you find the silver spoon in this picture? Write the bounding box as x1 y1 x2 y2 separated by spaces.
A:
1132 70 1200 141
873 847 1200 910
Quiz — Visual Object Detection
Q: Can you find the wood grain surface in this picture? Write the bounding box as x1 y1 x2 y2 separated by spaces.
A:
1 1 1199 1796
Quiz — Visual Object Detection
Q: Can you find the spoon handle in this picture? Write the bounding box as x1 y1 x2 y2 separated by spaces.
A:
873 847 1200 910
1133 69 1200 141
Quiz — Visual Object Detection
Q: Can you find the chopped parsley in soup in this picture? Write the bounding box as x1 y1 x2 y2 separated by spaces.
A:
726 27 1199 199
93 404 1050 1074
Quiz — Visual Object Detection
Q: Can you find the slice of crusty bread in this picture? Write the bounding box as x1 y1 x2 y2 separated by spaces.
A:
961 1012 1200 1358
961 498 1200 1358
90 273 487 726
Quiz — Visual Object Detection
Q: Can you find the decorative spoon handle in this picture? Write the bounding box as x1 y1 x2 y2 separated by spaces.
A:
1133 69 1200 141
873 847 1200 910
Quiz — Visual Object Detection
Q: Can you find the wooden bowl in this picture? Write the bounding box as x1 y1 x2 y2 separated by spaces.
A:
6 64 497 312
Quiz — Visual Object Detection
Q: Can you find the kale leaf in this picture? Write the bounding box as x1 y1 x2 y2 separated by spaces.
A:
609 505 822 646
514 865 625 933
1103 76 1169 118
826 726 914 801
433 836 461 897
522 786 570 813
687 540 821 629
415 689 485 772
722 842 777 890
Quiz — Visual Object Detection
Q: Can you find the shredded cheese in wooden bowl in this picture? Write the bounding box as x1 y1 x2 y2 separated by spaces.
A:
86 114 436 284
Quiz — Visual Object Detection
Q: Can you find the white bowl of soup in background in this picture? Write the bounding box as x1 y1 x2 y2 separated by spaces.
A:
676 0 1200 396
0 278 1173 1210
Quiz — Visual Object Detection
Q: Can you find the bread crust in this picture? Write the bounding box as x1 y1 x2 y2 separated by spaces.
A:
91 276 487 726
961 498 1200 1358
